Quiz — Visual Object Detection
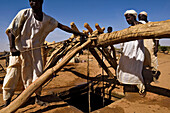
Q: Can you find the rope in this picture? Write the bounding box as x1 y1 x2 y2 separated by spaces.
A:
102 48 105 107
87 47 91 113
0 39 71 59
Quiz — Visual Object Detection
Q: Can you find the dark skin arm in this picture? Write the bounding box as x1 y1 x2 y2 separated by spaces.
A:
110 45 117 60
58 23 87 36
153 39 159 56
7 30 20 56
7 23 86 56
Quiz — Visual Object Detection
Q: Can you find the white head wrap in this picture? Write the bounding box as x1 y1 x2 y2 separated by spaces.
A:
139 11 147 16
124 10 137 18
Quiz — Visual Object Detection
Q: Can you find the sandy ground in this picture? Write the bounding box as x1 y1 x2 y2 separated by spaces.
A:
0 52 169 113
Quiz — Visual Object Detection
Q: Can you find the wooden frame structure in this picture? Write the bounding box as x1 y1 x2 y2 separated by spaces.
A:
1 19 170 112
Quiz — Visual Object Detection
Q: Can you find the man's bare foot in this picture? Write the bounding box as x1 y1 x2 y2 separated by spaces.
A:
35 95 48 106
139 90 147 98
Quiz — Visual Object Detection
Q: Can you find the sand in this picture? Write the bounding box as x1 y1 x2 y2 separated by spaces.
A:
0 52 169 113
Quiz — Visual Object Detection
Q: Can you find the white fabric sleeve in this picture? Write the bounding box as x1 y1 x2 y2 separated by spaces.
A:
6 9 27 37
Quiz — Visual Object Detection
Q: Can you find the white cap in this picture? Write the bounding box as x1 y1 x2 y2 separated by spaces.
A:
139 11 148 16
124 10 137 18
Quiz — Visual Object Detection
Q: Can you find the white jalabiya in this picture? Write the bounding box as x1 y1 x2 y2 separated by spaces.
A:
139 20 146 24
3 8 58 101
116 39 145 91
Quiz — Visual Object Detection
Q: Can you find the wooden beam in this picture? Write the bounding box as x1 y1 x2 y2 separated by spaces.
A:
96 20 170 47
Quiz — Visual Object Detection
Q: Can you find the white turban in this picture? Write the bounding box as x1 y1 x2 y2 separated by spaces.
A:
124 10 137 18
139 11 147 16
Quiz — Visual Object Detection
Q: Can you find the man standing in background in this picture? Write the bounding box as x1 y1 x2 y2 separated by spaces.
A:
138 11 159 74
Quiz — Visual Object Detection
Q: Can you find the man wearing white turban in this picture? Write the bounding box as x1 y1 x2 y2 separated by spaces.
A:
124 10 138 19
138 11 148 24
117 10 146 97
138 11 159 78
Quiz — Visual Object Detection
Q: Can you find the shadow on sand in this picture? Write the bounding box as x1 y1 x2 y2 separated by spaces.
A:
142 68 170 97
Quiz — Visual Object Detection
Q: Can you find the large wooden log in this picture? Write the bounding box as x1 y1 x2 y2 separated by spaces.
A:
97 20 170 47
0 39 92 113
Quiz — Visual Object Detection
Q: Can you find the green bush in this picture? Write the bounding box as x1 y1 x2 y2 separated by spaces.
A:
159 46 170 53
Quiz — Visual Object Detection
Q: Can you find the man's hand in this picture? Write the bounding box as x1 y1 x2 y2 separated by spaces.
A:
58 23 88 37
79 32 88 37
154 48 158 57
7 30 20 56
74 32 88 37
10 47 20 56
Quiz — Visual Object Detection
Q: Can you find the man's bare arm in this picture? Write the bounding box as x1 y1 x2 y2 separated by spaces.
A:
154 39 159 56
58 23 87 36
7 30 20 56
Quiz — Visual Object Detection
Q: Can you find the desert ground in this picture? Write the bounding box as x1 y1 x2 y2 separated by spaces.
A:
0 51 169 113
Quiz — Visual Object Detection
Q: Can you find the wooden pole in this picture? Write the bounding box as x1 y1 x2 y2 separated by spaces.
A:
95 23 104 33
44 35 81 71
89 48 114 78
84 23 93 34
70 22 80 32
44 42 79 72
97 47 117 70
44 45 65 71
102 47 117 69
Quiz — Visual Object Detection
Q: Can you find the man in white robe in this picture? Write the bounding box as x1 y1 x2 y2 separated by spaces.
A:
3 0 86 107
117 10 145 96
138 11 159 71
